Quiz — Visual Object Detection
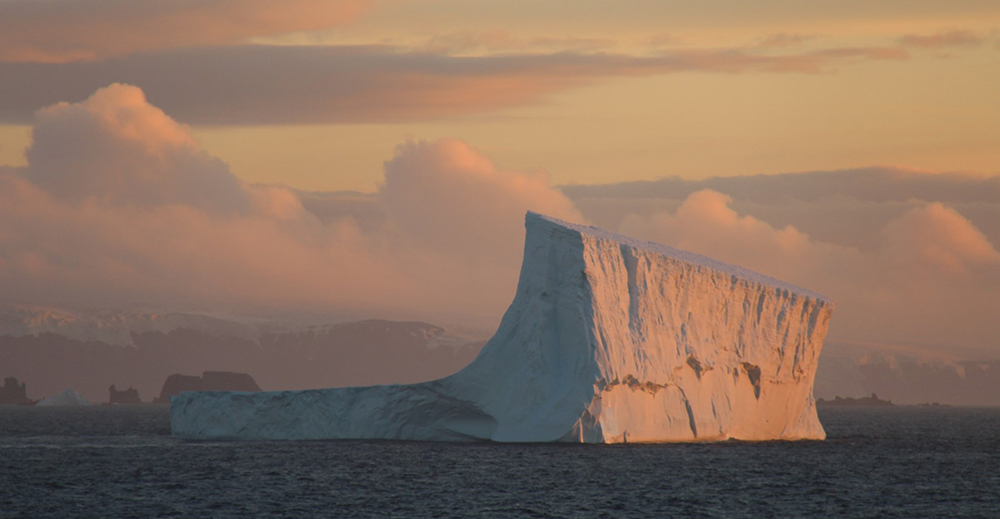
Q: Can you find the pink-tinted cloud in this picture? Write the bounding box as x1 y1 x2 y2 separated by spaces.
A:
0 172 404 313
899 30 984 49
561 167 1000 252
618 190 848 289
883 202 1000 275
25 84 249 215
380 139 583 264
757 33 818 48
423 31 614 54
0 44 909 125
0 0 372 63
0 85 581 324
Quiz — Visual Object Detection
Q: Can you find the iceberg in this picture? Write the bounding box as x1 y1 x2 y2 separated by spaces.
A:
36 389 91 407
171 212 834 442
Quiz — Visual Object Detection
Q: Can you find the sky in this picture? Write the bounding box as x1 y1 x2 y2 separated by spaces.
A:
1 0 999 357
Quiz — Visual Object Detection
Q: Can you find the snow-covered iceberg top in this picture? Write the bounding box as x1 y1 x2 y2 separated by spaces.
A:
527 211 830 303
172 212 834 442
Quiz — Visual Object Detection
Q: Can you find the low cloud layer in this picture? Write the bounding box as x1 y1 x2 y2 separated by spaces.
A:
0 44 908 125
2 85 999 353
0 0 371 63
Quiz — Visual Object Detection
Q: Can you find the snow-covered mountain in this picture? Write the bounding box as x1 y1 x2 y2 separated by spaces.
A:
0 307 481 403
172 212 834 442
815 340 1000 405
0 305 258 346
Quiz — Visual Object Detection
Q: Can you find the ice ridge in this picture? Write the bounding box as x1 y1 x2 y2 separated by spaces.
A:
528 212 830 303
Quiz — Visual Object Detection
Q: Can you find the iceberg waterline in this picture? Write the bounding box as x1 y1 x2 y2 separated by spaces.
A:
171 212 833 442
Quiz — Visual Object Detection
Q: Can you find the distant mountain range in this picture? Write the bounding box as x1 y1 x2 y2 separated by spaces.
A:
2 305 997 406
0 306 483 403
815 340 1000 406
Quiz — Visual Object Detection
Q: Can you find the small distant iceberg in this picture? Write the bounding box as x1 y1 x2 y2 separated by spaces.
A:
36 389 92 407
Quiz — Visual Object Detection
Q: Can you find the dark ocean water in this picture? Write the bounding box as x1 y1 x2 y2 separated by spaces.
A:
1 406 998 518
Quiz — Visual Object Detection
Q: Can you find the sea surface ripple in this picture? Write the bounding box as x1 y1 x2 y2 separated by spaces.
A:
1 406 998 518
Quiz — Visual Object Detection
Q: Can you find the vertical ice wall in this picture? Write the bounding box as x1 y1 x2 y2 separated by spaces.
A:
171 212 833 441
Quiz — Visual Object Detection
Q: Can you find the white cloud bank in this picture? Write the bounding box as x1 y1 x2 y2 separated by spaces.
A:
1 84 998 351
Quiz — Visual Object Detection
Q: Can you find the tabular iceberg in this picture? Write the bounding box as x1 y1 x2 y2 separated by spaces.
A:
171 213 834 442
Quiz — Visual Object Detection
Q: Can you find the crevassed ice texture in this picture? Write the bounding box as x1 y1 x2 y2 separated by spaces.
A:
171 212 834 442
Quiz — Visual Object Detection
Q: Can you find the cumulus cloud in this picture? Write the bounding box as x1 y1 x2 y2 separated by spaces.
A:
0 85 581 325
622 190 812 266
25 84 250 215
0 0 372 63
0 84 394 313
0 44 909 125
0 172 400 313
380 139 582 263
883 202 1000 275
619 190 855 291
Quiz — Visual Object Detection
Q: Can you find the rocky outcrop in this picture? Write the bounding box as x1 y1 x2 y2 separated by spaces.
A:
156 371 261 403
0 317 480 404
817 393 893 407
109 384 142 404
172 212 833 442
815 340 1000 406
1 377 32 405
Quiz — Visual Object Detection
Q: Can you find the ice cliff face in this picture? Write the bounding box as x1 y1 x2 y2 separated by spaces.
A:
171 213 833 442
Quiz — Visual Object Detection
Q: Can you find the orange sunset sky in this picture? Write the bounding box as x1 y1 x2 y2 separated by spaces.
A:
1 0 999 356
